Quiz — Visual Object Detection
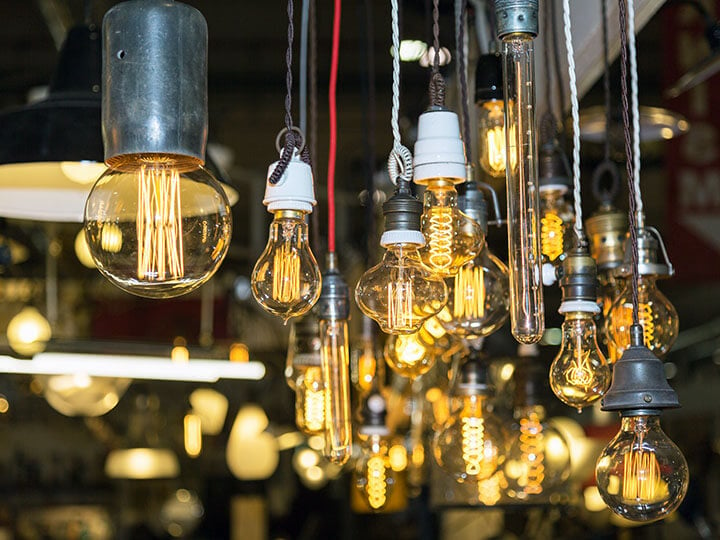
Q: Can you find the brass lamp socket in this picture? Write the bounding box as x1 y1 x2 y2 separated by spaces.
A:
585 205 628 272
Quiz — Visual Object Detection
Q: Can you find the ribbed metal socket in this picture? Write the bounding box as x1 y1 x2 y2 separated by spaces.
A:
559 248 599 304
585 205 628 272
475 53 503 103
512 359 546 406
383 184 423 232
495 0 538 38
459 185 488 234
539 145 570 189
102 0 208 162
316 266 350 321
601 339 680 412
456 351 492 396
616 227 671 277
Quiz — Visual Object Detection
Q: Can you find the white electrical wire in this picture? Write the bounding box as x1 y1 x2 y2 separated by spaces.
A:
388 0 413 185
627 0 644 222
563 0 583 241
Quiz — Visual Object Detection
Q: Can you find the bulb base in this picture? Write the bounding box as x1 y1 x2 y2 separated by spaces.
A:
538 144 571 190
601 342 680 412
316 264 350 321
456 351 492 396
585 205 628 272
495 0 539 38
263 151 316 213
359 392 388 433
458 183 488 234
558 248 600 311
102 0 209 161
381 183 423 240
616 227 673 278
413 107 467 184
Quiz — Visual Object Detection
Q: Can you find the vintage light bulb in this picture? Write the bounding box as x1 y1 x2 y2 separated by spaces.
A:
538 143 573 265
596 325 688 521
596 414 688 521
351 318 384 395
355 182 447 334
496 0 544 344
252 151 321 322
384 326 435 378
606 228 678 359
433 354 507 483
550 250 611 411
355 394 397 511
475 53 513 178
413 108 484 278
85 1 231 298
7 306 52 356
443 186 509 340
318 259 352 465
285 315 326 435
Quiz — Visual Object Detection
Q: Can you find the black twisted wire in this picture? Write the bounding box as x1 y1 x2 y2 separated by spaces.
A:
618 0 639 326
429 0 446 106
602 0 612 164
457 0 471 162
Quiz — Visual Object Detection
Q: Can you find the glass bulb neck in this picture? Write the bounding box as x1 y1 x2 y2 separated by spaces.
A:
272 209 307 221
513 404 546 421
562 311 596 322
619 413 661 430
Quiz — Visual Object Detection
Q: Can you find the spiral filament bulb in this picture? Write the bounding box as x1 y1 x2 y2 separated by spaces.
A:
137 165 183 281
387 280 414 332
273 240 301 303
540 211 564 262
461 417 496 478
366 455 388 509
426 206 454 270
303 367 326 433
477 471 506 506
518 412 545 495
453 266 485 319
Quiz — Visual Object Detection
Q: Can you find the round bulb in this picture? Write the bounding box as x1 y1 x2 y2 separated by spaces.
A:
84 155 232 298
550 312 611 411
7 306 52 356
251 210 321 322
384 330 435 378
355 243 447 334
40 375 130 417
419 183 484 278
433 394 507 483
355 433 397 511
74 229 96 268
595 414 688 522
442 246 509 339
503 405 571 500
477 100 513 178
606 275 679 359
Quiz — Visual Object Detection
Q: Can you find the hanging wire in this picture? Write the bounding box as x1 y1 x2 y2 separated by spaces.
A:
327 0 342 254
361 0 377 265
548 0 566 130
455 0 472 164
562 0 584 244
388 0 413 186
299 0 310 134
618 0 640 325
627 0 644 224
428 0 446 106
309 0 321 251
601 0 612 165
269 0 311 185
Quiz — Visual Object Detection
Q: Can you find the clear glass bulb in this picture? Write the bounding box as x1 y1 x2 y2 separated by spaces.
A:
599 273 626 363
320 319 352 465
355 243 448 334
84 155 232 298
285 315 325 434
550 312 612 412
383 328 435 378
418 183 484 278
252 210 321 322
351 336 382 396
502 34 544 343
477 100 515 178
539 188 573 264
606 275 679 359
355 433 397 511
7 306 52 356
433 394 507 483
595 414 689 522
442 245 509 340
504 405 571 500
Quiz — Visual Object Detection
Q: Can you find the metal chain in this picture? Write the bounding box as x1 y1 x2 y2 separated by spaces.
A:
619 0 640 326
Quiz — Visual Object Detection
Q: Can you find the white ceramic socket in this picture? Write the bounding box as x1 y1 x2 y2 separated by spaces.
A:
413 108 467 183
558 300 601 314
263 150 316 213
380 229 426 247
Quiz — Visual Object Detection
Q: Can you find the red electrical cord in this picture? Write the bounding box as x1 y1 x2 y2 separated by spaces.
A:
327 0 341 254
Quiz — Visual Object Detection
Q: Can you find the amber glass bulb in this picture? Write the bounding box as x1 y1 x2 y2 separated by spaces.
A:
477 100 516 178
355 433 397 511
539 188 573 264
383 328 435 378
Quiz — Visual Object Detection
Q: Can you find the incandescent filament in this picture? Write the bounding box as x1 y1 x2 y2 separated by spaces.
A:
540 211 564 262
454 265 485 319
272 226 302 303
302 367 325 433
566 332 594 389
366 455 388 509
518 412 545 494
387 278 414 332
622 434 663 503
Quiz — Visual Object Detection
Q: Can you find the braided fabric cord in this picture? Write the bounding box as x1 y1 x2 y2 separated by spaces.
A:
388 0 413 186
456 0 472 163
428 0 445 106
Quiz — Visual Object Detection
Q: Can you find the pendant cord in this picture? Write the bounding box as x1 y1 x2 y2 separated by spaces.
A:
388 0 413 188
455 0 472 164
309 0 321 251
428 0 446 106
327 0 342 254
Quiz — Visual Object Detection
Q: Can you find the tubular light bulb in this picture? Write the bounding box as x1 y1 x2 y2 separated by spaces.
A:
184 413 202 458
539 187 572 264
443 245 509 340
500 25 544 343
606 275 679 359
504 405 570 500
383 328 435 378
355 243 447 334
550 312 611 412
434 393 506 482
85 155 231 298
7 306 52 356
595 414 688 522
477 100 516 178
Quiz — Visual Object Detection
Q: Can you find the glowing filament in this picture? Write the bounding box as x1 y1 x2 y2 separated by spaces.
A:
272 241 301 303
518 413 545 494
184 413 202 458
486 126 507 175
303 367 325 433
366 455 388 509
477 471 506 506
100 223 123 253
566 332 594 388
453 265 485 319
461 416 495 478
426 206 454 271
541 211 564 261
137 165 184 281
617 302 656 348
387 280 413 331
622 447 662 503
